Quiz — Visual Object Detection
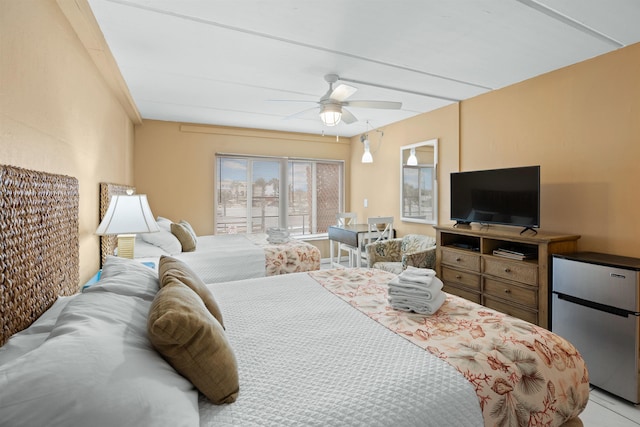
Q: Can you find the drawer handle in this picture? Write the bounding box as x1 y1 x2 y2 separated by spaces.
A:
455 275 462 279
456 257 462 262
504 289 511 294
504 268 511 273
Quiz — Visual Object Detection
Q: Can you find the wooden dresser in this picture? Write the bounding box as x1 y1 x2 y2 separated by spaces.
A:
434 225 580 329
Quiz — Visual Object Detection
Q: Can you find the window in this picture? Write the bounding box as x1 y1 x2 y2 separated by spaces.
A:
216 154 344 236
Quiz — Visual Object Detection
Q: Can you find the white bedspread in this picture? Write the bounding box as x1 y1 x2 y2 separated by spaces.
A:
199 272 483 427
137 234 266 283
184 234 266 281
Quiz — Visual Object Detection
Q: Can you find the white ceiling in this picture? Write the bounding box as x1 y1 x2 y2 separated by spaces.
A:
88 0 640 138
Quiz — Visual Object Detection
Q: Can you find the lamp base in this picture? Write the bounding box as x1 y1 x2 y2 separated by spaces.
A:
117 234 136 259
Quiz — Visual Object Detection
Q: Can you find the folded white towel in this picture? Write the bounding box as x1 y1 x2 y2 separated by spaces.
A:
389 293 439 307
404 266 437 276
266 228 290 243
389 276 442 290
390 275 442 288
389 288 438 301
267 237 289 244
398 268 436 285
394 274 432 285
388 277 443 300
389 291 446 315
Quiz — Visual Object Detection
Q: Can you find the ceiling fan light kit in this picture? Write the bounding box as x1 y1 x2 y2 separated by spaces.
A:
319 104 342 126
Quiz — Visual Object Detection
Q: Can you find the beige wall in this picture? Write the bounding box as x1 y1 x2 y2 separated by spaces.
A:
133 121 352 254
134 116 455 257
349 103 460 238
0 0 136 284
459 43 640 257
351 42 640 258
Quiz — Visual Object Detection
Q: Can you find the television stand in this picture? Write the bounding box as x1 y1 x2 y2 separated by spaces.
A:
520 226 538 235
434 224 580 329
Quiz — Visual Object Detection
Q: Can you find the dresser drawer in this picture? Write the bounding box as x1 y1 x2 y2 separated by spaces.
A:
443 284 481 304
441 248 481 272
483 257 538 285
442 266 481 290
483 277 537 307
483 296 538 324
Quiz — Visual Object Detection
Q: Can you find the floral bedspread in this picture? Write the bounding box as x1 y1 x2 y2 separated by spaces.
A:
246 234 321 276
309 268 590 427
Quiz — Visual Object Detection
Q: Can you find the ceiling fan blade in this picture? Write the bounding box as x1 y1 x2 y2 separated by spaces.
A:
283 106 319 121
341 108 357 124
267 99 318 104
344 100 402 109
329 83 357 102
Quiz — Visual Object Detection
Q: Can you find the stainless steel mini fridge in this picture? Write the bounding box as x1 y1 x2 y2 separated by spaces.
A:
552 252 640 403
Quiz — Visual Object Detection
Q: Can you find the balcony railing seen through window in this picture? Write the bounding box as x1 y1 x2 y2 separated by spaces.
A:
216 155 344 236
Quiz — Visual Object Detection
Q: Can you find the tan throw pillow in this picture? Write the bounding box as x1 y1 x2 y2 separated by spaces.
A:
179 220 197 241
148 279 239 404
171 222 197 252
158 255 224 328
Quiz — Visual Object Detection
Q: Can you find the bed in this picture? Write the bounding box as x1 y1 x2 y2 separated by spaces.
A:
0 165 589 427
99 182 321 282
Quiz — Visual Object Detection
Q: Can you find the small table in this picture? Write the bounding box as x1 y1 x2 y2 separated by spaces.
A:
328 224 371 268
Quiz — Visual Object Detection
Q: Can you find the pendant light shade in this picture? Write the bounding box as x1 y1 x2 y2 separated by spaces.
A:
361 138 373 163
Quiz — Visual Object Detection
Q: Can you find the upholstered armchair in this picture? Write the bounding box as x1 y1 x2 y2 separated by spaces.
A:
365 234 436 274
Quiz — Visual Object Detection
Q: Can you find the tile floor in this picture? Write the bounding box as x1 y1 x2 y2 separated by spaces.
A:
581 387 639 426
319 259 640 425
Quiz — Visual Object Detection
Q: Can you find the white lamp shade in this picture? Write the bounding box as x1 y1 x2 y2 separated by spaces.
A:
319 104 342 126
361 140 373 163
96 194 160 235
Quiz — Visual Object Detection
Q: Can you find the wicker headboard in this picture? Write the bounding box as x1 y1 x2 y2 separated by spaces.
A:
99 182 136 266
0 165 79 346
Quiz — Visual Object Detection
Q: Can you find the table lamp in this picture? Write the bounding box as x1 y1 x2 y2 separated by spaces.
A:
96 191 160 258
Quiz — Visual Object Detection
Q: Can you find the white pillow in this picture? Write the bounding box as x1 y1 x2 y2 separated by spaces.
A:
0 273 199 427
140 229 182 255
134 235 169 257
156 216 173 231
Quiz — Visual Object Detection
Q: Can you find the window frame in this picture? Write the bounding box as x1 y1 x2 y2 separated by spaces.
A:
215 153 345 237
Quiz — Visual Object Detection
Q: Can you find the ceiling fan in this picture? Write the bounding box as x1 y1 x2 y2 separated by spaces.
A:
280 74 402 127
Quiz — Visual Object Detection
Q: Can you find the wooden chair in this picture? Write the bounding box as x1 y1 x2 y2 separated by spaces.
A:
330 212 357 267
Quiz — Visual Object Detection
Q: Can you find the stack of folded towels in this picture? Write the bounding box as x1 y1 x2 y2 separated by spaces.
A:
266 227 290 244
388 266 446 315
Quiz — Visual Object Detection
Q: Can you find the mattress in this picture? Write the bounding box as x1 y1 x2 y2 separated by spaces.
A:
0 259 587 427
135 233 321 283
199 271 483 426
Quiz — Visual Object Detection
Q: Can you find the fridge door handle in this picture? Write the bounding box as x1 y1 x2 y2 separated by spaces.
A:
553 291 640 317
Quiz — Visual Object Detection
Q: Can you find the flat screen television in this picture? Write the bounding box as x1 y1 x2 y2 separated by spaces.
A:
450 165 540 230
